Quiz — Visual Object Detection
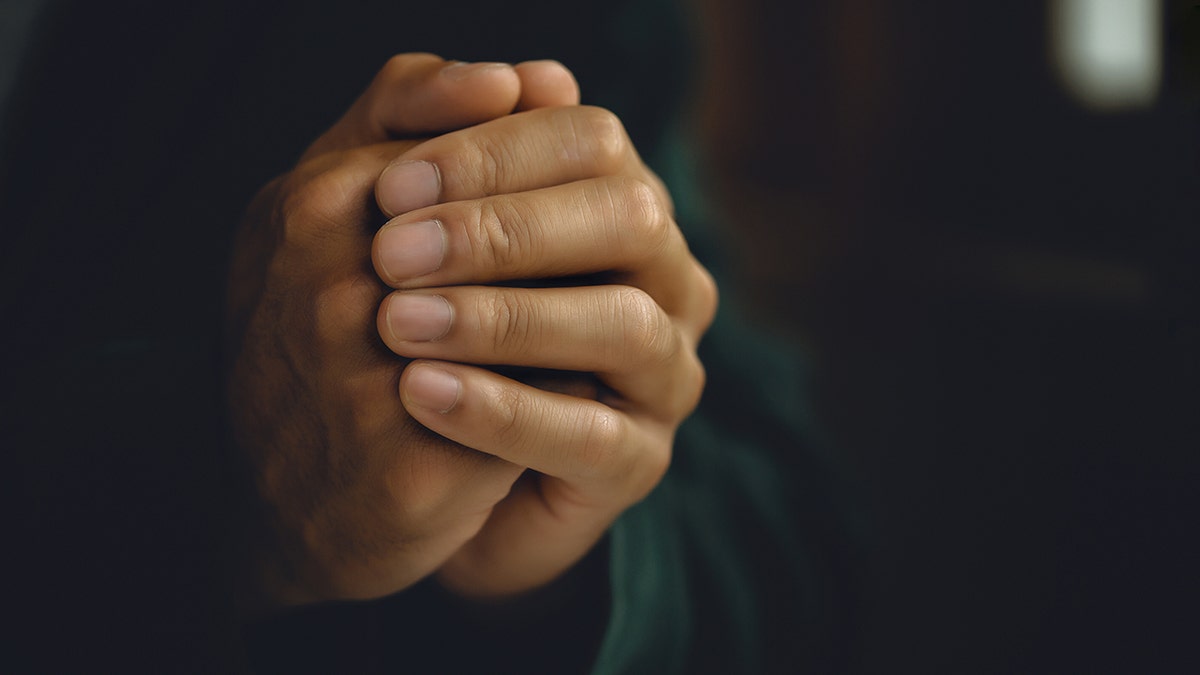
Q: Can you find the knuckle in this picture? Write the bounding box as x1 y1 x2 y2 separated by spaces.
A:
340 144 383 169
450 133 506 198
490 383 529 448
384 450 460 534
277 177 312 231
613 429 673 502
470 198 535 271
580 106 628 170
280 170 353 245
635 443 673 497
615 287 673 364
562 106 627 174
384 475 437 535
692 264 721 334
483 290 536 354
610 176 671 258
675 351 708 419
574 407 625 479
314 276 380 350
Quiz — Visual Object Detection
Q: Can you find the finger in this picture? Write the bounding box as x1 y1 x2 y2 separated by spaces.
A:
399 360 671 497
374 105 668 217
378 285 706 421
513 60 580 110
435 473 613 599
371 176 715 333
277 140 419 264
373 176 670 285
302 53 521 162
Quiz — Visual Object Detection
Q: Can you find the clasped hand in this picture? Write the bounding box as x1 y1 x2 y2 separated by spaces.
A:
226 54 717 607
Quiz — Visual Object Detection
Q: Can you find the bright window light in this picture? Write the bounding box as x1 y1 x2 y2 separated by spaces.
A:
1051 0 1162 111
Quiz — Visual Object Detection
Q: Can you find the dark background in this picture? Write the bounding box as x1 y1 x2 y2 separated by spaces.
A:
697 2 1199 672
3 0 1198 672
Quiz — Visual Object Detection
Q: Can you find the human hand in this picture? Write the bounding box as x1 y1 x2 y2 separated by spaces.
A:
228 51 717 607
371 105 718 598
226 53 582 607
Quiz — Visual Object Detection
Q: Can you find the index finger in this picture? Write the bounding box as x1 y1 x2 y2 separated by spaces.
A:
373 105 667 217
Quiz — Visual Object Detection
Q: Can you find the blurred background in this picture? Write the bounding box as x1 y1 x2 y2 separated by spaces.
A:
695 1 1198 671
3 0 1197 671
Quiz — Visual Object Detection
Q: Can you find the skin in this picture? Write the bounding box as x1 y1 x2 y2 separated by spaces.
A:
226 53 717 610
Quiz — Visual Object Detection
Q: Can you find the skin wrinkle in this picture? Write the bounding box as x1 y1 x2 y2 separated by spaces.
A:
459 130 507 198
561 106 626 176
476 197 526 272
497 192 547 271
589 177 630 256
614 286 672 369
485 289 533 356
623 176 674 267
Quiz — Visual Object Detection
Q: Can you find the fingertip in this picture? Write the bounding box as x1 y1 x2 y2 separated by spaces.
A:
440 61 514 82
435 59 522 115
373 218 447 286
514 60 581 109
402 361 462 414
375 160 441 218
367 57 521 139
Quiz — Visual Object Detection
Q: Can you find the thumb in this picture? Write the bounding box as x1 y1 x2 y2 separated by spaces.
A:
302 53 522 161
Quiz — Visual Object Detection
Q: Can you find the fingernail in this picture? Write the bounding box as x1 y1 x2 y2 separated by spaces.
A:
406 365 460 413
521 59 568 71
377 219 445 282
378 160 441 216
441 61 511 81
386 294 453 342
